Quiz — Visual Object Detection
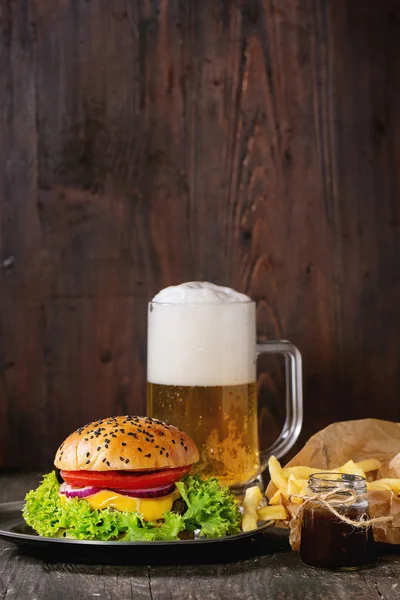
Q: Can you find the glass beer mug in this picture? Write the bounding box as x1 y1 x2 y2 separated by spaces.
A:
147 282 302 491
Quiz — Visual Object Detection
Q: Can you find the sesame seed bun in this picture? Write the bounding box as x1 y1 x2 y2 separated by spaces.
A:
54 416 200 472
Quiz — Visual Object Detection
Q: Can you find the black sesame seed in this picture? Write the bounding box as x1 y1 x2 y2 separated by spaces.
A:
97 446 101 451
125 459 129 464
105 439 110 444
86 460 90 464
102 458 106 463
145 453 151 458
105 444 109 449
138 448 142 452
120 429 125 433
184 446 188 451
155 445 159 448
107 461 110 466
86 452 90 457
119 456 124 461
145 438 150 442
84 438 88 441
166 452 169 457
172 440 176 444
160 451 163 455
181 441 184 446
122 442 126 446
90 436 94 439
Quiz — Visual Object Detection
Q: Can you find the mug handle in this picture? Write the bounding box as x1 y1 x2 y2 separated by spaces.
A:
257 341 303 470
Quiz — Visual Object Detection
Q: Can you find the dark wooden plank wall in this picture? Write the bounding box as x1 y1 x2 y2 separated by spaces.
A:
0 0 399 468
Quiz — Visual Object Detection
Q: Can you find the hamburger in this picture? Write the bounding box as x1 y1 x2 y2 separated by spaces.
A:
23 416 241 541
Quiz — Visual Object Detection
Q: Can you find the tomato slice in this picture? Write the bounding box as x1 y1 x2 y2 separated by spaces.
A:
60 466 191 490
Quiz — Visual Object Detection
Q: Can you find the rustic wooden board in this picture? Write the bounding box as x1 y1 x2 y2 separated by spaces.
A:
1 0 400 468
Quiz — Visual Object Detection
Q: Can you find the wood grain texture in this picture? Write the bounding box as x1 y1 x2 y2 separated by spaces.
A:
1 0 400 468
2 474 400 600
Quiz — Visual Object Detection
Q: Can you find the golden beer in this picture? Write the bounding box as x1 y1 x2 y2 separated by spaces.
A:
147 382 259 487
147 282 303 492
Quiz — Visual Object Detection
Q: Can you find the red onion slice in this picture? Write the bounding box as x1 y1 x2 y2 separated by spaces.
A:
112 483 176 498
59 482 175 499
59 483 101 498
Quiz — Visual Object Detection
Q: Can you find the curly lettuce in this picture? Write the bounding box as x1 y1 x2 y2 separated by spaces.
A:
176 475 241 537
22 471 241 541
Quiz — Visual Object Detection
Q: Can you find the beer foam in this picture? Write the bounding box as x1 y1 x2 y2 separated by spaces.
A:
152 282 251 304
148 283 256 386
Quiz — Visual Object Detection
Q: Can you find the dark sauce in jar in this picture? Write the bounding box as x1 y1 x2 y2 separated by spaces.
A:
300 473 375 571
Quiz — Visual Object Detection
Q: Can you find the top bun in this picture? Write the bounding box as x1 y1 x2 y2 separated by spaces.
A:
54 416 200 472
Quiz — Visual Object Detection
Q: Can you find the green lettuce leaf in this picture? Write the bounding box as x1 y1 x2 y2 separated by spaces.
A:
23 472 184 541
177 475 241 538
23 471 241 541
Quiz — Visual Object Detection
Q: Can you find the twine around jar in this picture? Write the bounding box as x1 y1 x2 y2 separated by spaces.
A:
290 486 393 532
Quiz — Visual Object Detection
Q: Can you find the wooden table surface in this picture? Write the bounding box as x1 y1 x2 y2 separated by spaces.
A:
1 474 400 600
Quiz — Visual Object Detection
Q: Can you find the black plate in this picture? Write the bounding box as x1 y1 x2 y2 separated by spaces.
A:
0 501 289 565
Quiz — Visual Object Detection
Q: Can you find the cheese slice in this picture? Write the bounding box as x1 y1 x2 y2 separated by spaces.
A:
85 489 181 521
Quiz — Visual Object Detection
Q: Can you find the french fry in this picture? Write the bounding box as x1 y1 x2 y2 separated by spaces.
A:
268 488 287 505
268 456 287 490
337 460 366 479
287 475 307 500
242 486 263 532
369 479 400 494
282 466 324 479
257 505 288 521
286 476 307 505
287 476 299 496
268 455 390 515
380 479 400 494
283 460 378 480
367 480 393 491
287 475 307 495
356 459 382 473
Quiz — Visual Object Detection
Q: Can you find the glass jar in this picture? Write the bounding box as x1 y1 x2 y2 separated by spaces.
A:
300 473 375 571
